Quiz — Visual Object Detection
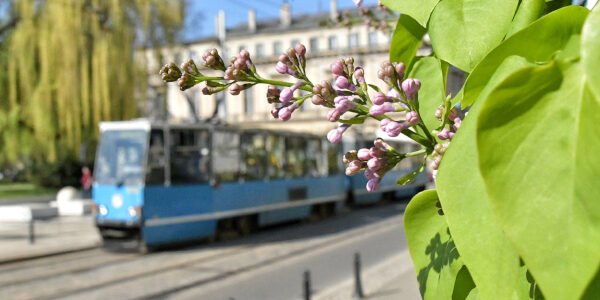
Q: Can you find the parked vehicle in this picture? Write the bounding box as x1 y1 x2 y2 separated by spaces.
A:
92 119 428 250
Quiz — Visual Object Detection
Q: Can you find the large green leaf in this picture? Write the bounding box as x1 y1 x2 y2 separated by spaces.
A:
506 0 545 37
461 6 589 107
476 60 600 300
380 0 441 27
405 190 463 299
408 57 445 137
582 5 600 99
437 56 533 300
389 14 426 72
428 0 519 72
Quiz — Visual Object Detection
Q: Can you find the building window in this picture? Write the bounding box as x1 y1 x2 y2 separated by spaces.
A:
273 41 282 56
328 36 338 50
190 89 200 117
348 33 359 49
244 88 253 115
216 92 226 120
368 31 378 47
256 43 264 58
189 50 197 61
309 37 319 54
291 39 300 48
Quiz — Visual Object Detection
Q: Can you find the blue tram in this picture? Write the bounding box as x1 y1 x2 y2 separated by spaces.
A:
92 120 427 249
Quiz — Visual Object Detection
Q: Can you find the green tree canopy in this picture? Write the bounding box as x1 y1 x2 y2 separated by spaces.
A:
0 0 183 166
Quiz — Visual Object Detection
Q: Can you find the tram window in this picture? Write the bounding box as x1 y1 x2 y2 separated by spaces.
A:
146 129 165 185
266 135 286 179
212 131 240 182
325 142 343 175
169 129 210 184
241 133 267 180
306 138 323 177
285 137 307 177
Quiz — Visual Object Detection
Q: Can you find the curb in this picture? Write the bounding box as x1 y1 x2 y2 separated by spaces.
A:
0 244 99 265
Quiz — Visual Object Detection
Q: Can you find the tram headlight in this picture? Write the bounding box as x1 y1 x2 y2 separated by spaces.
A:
99 205 108 216
127 206 137 217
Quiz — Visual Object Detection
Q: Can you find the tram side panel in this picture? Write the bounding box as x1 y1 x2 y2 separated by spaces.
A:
142 185 216 246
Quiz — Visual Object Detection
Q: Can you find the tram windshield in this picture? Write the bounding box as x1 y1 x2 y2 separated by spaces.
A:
95 130 147 186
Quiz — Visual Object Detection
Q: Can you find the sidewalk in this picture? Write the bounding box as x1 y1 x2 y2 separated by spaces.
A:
315 249 421 300
0 215 100 264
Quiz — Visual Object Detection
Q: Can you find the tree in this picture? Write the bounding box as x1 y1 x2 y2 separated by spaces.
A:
0 0 183 167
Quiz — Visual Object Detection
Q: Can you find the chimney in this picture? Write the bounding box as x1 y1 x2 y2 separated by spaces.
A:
215 10 226 44
248 9 256 33
280 3 291 28
330 0 338 21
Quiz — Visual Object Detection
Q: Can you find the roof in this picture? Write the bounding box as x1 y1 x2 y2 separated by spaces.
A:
183 5 395 44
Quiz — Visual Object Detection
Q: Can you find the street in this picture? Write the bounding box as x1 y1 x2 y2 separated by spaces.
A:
0 202 419 300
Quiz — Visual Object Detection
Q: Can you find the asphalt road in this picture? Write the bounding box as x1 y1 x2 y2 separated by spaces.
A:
0 201 413 300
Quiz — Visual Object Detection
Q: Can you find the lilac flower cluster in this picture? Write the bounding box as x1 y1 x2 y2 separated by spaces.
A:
343 138 401 191
160 41 435 193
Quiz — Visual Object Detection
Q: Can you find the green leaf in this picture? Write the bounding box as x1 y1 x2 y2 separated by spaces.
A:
380 0 441 27
437 57 533 300
428 0 519 72
405 189 463 300
389 14 426 72
476 60 600 300
396 162 425 185
461 6 589 107
582 5 600 99
506 0 545 37
452 266 478 300
338 116 366 124
408 57 445 136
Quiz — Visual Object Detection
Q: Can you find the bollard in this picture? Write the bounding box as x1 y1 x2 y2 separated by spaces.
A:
354 252 364 298
29 219 35 244
303 270 312 300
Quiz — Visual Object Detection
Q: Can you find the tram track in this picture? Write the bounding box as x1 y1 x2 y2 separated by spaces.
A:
0 202 407 300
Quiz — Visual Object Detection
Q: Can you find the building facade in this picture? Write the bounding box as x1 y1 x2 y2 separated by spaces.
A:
144 1 459 136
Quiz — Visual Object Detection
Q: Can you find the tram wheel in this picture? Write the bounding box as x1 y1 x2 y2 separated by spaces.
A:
236 215 256 236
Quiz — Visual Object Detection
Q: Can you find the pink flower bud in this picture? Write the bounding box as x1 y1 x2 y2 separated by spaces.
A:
379 119 391 132
369 147 386 159
295 43 306 57
348 160 364 173
311 95 324 105
278 103 297 122
357 148 371 161
335 76 350 89
327 124 349 144
280 88 293 104
331 61 345 77
406 111 419 125
229 83 242 95
437 128 450 140
453 117 462 131
387 88 401 100
402 79 421 101
364 169 376 180
276 61 289 74
366 178 380 192
270 108 280 119
327 108 342 122
335 98 356 112
394 62 406 81
373 92 388 105
239 49 250 59
448 132 455 140
369 104 394 116
354 67 365 83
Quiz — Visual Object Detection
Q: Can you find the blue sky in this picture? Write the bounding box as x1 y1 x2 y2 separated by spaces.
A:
184 0 381 41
